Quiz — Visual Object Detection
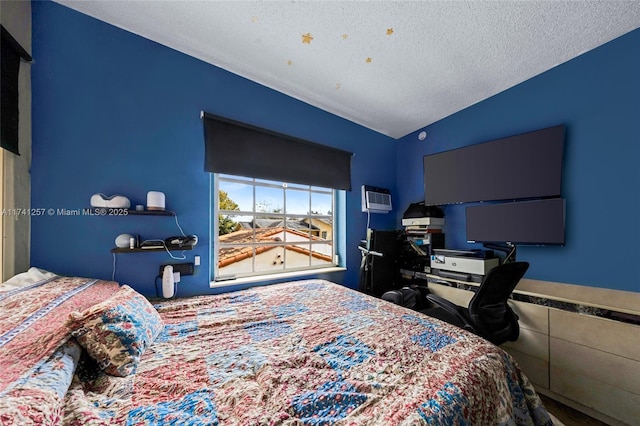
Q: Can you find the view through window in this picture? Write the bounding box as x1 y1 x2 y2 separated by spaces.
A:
214 174 336 280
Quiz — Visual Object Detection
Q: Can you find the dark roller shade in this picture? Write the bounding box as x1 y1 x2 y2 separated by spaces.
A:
203 112 353 190
1 25 32 155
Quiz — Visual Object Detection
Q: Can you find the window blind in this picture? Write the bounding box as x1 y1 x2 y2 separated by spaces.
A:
202 112 353 190
1 25 32 155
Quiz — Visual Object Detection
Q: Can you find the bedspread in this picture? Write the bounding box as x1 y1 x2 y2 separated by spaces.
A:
0 276 120 424
63 279 552 425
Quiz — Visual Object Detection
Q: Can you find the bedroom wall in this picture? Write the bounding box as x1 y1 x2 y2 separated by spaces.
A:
0 0 32 281
30 1 397 297
396 28 640 293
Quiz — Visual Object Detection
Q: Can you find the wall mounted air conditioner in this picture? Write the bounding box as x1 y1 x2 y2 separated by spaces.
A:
361 185 392 214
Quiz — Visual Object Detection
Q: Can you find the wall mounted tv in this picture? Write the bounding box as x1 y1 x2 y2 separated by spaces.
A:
466 198 565 246
423 125 565 206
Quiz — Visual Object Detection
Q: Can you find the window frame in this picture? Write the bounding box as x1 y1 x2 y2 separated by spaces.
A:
212 174 338 283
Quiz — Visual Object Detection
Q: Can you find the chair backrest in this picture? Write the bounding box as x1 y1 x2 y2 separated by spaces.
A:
468 261 529 344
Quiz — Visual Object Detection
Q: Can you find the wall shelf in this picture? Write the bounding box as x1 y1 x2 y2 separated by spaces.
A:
103 206 186 253
111 246 192 254
125 209 175 216
88 207 175 216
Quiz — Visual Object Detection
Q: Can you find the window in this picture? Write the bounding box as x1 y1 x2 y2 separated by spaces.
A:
214 174 336 281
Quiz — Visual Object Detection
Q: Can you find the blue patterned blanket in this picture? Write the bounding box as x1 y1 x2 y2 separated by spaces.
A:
1 278 552 425
63 279 552 425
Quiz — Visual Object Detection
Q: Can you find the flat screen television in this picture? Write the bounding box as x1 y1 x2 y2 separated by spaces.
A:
423 125 565 206
466 198 565 245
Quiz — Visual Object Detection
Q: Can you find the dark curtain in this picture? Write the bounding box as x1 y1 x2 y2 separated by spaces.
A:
1 25 32 155
203 112 353 191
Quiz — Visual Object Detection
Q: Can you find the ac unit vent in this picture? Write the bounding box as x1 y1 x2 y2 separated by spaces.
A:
361 185 392 214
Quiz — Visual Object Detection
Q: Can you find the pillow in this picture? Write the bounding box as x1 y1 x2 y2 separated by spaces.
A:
68 285 163 377
0 267 57 292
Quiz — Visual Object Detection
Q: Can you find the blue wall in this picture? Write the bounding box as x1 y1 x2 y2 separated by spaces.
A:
396 29 640 292
30 1 397 296
31 2 639 294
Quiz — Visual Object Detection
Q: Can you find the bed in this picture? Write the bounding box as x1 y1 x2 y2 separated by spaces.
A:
1 271 552 425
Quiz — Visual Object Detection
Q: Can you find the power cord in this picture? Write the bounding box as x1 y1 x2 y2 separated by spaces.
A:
141 239 187 260
163 245 187 260
112 252 117 282
167 210 187 237
165 210 188 259
154 275 162 298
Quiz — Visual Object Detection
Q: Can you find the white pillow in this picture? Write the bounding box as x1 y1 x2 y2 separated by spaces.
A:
0 267 57 292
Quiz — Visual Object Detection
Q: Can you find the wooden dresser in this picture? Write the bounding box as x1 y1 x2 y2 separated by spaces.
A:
425 276 640 426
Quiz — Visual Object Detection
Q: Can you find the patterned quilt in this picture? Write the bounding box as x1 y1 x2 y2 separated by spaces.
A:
0 276 121 424
1 278 552 425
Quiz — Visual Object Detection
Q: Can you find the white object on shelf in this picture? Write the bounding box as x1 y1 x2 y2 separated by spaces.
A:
147 191 166 211
91 193 130 209
115 233 134 248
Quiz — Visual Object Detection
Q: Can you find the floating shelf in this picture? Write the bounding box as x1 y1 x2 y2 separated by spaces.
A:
87 208 175 216
125 209 175 216
111 246 193 254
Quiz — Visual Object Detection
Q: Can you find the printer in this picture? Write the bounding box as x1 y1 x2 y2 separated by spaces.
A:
430 249 499 282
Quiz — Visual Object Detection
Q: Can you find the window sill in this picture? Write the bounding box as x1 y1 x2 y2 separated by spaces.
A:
209 267 347 289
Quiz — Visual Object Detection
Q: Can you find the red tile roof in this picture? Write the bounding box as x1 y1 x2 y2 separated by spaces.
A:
218 227 332 268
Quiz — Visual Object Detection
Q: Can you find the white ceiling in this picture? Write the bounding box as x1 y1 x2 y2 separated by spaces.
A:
56 1 640 139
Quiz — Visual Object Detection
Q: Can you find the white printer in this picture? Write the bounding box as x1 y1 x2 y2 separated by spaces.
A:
430 249 499 282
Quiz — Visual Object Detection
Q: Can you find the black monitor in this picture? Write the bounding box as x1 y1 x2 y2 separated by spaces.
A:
423 125 565 206
466 198 565 246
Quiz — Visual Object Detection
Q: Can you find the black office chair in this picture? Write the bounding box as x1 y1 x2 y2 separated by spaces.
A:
422 261 529 345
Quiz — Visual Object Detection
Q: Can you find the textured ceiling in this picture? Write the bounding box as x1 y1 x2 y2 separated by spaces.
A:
55 1 640 139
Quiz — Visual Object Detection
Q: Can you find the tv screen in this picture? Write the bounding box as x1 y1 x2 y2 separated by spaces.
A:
423 125 564 206
466 198 565 245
